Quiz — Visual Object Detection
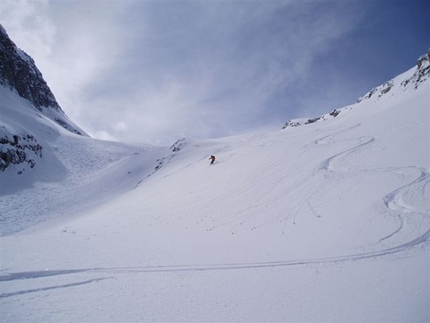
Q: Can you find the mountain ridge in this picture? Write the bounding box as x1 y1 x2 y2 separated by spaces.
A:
0 24 87 174
282 49 430 129
0 24 86 136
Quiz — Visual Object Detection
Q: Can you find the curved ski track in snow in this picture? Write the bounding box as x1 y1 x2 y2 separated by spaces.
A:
205 124 430 260
315 124 430 251
212 124 430 265
2 124 428 284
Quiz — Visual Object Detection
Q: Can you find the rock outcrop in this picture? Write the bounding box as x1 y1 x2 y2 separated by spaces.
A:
283 50 430 130
0 24 87 174
0 24 85 135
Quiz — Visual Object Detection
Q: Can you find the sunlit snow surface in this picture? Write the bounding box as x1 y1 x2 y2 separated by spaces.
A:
1 66 429 322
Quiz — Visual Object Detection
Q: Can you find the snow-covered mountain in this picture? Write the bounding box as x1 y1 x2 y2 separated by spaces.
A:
0 26 429 323
282 49 430 129
0 24 87 177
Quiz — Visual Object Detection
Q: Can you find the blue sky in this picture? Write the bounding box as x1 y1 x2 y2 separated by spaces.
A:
1 1 429 145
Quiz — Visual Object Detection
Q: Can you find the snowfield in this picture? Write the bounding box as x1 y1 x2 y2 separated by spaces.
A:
1 63 429 322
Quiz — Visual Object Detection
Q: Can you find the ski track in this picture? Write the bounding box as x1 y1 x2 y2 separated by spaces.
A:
2 106 429 308
219 124 430 261
314 126 430 255
200 122 430 260
0 278 110 299
3 123 428 290
1 222 429 301
212 123 429 252
378 214 404 242
327 125 428 229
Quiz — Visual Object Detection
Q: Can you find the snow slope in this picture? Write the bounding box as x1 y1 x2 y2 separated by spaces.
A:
1 64 429 322
0 85 170 235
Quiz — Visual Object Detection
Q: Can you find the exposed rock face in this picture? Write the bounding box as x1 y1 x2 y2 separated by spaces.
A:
282 109 342 129
0 24 84 135
151 137 187 175
0 132 42 173
401 50 430 89
0 24 87 174
357 49 430 103
0 26 61 112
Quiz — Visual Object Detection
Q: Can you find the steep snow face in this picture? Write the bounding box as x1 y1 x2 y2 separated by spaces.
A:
0 85 72 183
1 53 429 322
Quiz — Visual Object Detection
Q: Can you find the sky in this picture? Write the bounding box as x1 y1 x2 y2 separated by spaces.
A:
1 0 429 146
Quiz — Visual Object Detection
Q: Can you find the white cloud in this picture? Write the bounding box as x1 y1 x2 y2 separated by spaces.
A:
1 0 56 58
2 1 388 146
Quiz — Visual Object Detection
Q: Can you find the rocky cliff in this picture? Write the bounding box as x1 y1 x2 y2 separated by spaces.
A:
0 24 87 174
0 24 85 135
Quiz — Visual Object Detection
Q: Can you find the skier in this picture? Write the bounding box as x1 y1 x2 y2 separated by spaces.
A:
209 155 216 165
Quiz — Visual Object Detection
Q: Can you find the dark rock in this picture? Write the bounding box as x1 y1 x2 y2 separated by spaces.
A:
0 133 42 173
0 24 85 135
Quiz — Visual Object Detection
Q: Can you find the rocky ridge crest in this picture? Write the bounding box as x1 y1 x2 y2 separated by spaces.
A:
283 50 430 130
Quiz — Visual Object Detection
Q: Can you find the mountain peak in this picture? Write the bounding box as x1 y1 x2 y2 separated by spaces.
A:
1 24 87 175
0 24 85 135
357 49 430 103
